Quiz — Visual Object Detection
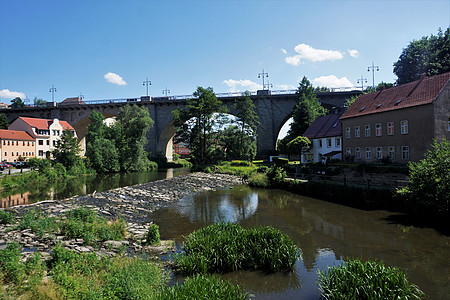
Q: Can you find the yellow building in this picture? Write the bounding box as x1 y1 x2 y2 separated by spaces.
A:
0 129 35 162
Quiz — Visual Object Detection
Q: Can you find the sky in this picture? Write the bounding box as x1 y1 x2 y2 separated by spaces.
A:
1 0 449 104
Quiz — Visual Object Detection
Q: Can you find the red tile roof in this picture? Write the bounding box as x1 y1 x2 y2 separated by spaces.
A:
303 113 342 139
341 72 450 119
17 117 74 131
0 129 34 141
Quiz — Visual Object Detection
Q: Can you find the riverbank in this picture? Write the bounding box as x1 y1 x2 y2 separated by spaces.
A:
0 173 243 260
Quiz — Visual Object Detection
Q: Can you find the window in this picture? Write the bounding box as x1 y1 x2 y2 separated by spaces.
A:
4 152 6 156
11 152 14 156
365 125 371 137
388 146 395 159
23 142 25 146
402 146 409 160
52 130 56 136
38 140 43 145
46 140 49 145
335 138 340 148
38 150 44 157
376 147 383 160
345 127 351 138
318 140 322 148
53 141 56 146
365 147 371 159
16 141 18 145
400 120 408 134
7 141 10 146
355 126 360 138
387 122 394 135
375 123 382 136
327 138 332 148
346 147 351 156
355 147 361 159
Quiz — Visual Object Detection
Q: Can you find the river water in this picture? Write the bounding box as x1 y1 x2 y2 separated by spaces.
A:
151 185 450 300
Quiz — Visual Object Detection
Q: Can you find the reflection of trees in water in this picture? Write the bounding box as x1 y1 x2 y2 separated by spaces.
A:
175 187 258 225
255 188 303 209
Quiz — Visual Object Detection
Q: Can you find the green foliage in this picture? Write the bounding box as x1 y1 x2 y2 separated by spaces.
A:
159 274 249 300
51 129 83 170
0 210 15 224
146 224 161 245
17 209 59 238
394 27 450 85
248 173 270 188
286 136 311 156
172 152 180 161
0 113 9 129
397 139 450 216
318 259 425 299
214 161 257 178
33 97 47 107
266 165 286 185
218 125 257 161
0 242 26 285
288 76 326 138
175 223 299 274
172 86 227 166
10 97 25 108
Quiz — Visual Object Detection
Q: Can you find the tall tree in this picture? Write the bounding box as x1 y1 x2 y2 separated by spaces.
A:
172 86 227 166
287 77 326 140
287 136 311 159
33 97 47 107
10 97 25 108
51 129 82 169
0 113 9 129
394 27 450 85
232 91 259 160
115 104 154 172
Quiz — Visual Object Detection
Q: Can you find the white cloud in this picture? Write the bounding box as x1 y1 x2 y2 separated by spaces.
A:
348 49 359 58
280 48 287 54
104 72 127 86
222 79 262 92
285 43 343 66
0 89 26 100
312 75 354 88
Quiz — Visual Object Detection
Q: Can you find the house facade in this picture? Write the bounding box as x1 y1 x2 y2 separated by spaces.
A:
9 117 77 159
301 113 342 163
340 72 450 163
0 129 35 162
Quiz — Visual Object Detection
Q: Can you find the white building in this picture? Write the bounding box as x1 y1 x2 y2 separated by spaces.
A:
301 113 343 163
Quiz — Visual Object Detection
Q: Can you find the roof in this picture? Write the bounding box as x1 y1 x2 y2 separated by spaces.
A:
0 129 34 141
341 72 450 119
16 117 75 131
303 113 342 139
61 97 86 105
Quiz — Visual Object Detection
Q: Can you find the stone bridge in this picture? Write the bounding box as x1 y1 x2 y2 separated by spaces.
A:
0 91 359 159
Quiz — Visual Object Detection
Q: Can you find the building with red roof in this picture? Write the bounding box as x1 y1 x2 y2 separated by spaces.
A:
0 129 35 162
301 113 343 163
340 72 450 162
8 117 77 159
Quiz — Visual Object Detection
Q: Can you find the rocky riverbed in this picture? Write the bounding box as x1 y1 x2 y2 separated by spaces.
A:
0 172 243 260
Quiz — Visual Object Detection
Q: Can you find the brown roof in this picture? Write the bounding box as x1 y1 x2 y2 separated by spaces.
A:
303 113 342 139
341 72 450 119
0 129 34 141
61 97 86 105
17 117 75 131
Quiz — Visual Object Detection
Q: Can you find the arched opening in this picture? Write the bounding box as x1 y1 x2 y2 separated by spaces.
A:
276 117 293 148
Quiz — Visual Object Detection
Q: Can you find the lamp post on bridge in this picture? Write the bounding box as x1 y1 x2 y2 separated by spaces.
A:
367 62 379 89
162 87 170 97
49 85 57 102
143 78 152 96
258 69 269 90
357 75 368 91
264 80 273 90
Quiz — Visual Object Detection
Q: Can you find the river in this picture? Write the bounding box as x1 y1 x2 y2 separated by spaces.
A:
151 185 450 300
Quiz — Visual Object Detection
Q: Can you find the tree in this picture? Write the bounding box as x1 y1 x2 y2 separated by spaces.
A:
51 129 82 170
33 97 47 107
0 113 9 129
345 82 394 107
10 97 25 108
394 27 450 85
85 111 120 173
397 139 450 216
287 136 311 159
115 104 154 172
172 87 227 166
232 91 259 160
218 125 256 161
287 77 326 140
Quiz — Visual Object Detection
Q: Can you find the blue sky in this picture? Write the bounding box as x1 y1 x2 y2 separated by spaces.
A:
1 0 449 104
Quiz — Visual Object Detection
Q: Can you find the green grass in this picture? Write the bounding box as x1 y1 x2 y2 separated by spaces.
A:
318 259 425 300
213 161 258 178
158 274 249 300
0 210 15 224
174 223 300 274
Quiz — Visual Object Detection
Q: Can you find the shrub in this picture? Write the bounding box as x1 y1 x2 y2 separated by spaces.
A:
172 153 181 161
248 173 270 188
266 165 286 185
146 224 161 245
0 210 15 224
158 274 249 300
318 259 425 299
17 209 59 237
175 223 299 274
0 242 26 285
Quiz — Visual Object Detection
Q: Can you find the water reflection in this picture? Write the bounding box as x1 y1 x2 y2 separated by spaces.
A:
153 186 450 300
1 169 189 208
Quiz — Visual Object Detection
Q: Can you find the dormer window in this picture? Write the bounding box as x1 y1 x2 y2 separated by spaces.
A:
395 99 403 105
376 103 382 109
360 106 366 112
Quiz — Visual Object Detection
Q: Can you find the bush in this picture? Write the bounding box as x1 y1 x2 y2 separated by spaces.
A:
0 210 15 224
318 259 425 299
172 153 181 161
248 173 270 188
397 139 450 216
146 224 160 245
174 223 299 274
266 165 286 185
17 209 59 238
158 274 249 300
